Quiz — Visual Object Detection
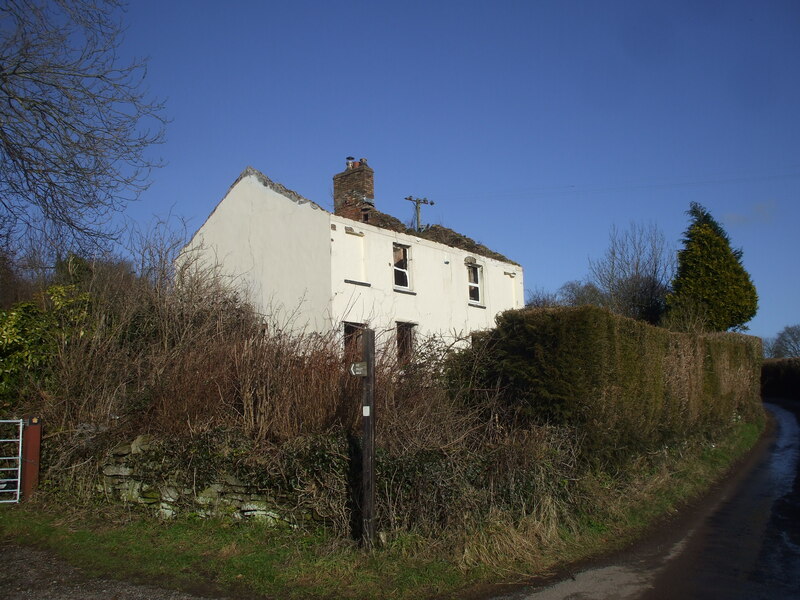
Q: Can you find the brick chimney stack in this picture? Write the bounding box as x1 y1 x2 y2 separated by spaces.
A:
333 156 375 222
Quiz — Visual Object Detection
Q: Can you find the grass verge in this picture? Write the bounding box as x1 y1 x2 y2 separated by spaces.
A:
0 418 765 600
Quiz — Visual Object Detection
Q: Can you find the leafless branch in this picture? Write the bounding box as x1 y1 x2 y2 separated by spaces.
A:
0 0 166 252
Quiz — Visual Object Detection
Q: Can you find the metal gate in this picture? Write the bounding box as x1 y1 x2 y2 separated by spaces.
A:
0 419 23 503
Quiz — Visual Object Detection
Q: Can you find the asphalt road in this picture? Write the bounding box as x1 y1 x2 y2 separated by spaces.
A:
492 400 800 600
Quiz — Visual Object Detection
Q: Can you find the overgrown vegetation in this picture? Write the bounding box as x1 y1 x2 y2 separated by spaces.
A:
0 242 764 596
447 306 762 470
0 418 763 599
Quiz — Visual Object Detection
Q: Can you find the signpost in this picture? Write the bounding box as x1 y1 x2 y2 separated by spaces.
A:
349 362 367 377
350 328 375 549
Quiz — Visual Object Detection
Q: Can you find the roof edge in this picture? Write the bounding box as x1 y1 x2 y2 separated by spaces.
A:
184 167 328 252
188 166 518 267
232 166 327 212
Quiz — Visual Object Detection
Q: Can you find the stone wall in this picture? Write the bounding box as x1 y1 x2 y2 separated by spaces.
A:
100 435 290 525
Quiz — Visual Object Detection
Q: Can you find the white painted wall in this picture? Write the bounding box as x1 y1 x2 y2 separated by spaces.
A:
329 216 524 344
184 171 333 333
187 168 525 344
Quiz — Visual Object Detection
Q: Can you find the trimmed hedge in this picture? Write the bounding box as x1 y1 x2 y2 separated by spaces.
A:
762 358 800 400
448 306 763 468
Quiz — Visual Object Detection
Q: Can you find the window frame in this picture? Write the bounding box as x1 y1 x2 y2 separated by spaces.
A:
467 263 483 305
393 243 411 290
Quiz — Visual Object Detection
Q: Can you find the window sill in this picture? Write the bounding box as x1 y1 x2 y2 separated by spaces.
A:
394 288 417 296
468 302 486 309
344 279 371 287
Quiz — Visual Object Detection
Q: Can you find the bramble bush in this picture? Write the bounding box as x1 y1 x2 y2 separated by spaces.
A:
4 249 763 569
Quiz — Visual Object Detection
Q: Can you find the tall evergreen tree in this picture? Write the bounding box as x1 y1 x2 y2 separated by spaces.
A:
667 203 757 331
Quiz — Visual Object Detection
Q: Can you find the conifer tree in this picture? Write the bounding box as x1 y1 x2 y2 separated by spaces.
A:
667 203 757 331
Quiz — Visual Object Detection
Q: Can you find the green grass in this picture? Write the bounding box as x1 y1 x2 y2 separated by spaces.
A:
0 506 471 599
556 419 765 563
0 419 765 600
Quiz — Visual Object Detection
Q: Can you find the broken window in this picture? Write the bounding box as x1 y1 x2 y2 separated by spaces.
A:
343 322 364 360
396 322 415 364
467 264 482 304
393 244 410 289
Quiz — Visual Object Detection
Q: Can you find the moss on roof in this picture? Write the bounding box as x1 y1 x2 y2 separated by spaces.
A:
365 209 407 233
361 210 516 264
236 167 516 266
410 224 516 265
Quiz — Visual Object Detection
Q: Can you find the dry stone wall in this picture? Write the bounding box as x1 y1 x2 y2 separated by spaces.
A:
100 434 290 525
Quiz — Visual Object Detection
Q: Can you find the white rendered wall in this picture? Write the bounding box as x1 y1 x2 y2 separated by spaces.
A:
184 173 333 333
329 215 524 344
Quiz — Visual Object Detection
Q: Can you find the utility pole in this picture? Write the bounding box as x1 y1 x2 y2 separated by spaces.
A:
404 196 435 231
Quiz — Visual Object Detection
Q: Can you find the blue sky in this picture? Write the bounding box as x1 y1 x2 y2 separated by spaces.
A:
119 0 800 340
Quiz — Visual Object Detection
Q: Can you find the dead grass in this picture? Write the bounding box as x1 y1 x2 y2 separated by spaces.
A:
3 236 765 579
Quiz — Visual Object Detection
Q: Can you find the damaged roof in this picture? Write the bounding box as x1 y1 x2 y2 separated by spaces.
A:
357 208 516 264
236 166 516 265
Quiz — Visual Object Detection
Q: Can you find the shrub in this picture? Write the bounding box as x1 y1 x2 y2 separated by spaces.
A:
14 250 763 560
0 284 91 414
446 306 762 468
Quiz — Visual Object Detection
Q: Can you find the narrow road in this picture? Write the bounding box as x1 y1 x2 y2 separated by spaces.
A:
493 400 800 600
4 402 797 600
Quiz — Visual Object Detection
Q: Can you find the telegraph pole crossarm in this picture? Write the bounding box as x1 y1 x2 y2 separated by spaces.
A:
404 196 435 231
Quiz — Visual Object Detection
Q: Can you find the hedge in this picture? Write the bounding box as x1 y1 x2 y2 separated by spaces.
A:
447 306 763 468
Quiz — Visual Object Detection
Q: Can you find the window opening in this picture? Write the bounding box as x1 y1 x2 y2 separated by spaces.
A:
396 322 415 364
393 244 410 289
467 264 482 303
343 322 364 360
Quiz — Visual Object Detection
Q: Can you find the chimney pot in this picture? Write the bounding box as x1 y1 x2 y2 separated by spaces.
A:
333 155 375 219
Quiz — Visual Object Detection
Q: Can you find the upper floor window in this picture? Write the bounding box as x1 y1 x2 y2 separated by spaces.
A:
393 244 410 289
467 263 482 304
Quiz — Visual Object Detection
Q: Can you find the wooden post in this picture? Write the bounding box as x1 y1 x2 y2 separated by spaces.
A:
361 328 376 549
21 416 41 501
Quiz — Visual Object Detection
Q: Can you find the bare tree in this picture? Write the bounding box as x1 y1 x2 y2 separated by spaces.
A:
0 0 166 251
558 280 605 307
769 325 800 358
525 286 562 308
588 222 675 324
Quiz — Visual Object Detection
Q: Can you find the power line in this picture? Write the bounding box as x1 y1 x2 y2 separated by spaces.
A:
434 169 800 203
